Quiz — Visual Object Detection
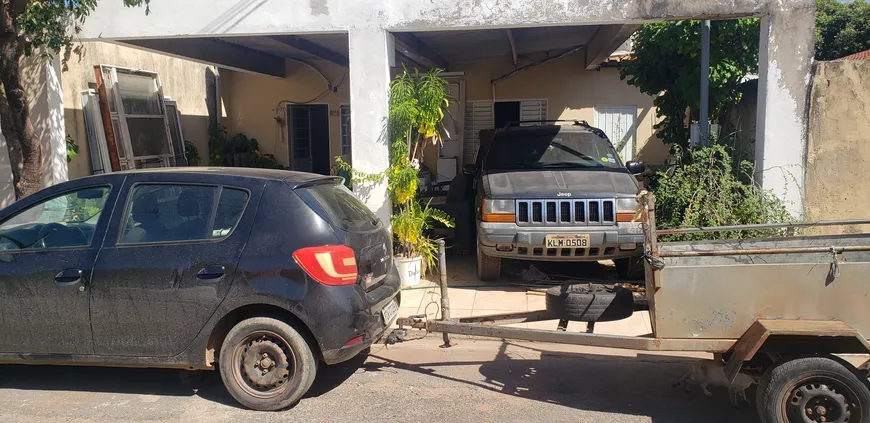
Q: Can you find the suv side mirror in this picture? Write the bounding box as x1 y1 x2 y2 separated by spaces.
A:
463 164 479 175
626 161 646 175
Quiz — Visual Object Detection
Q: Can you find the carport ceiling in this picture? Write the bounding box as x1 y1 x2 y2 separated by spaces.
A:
408 26 600 63
217 34 348 64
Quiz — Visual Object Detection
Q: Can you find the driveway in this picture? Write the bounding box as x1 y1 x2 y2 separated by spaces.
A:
0 337 758 423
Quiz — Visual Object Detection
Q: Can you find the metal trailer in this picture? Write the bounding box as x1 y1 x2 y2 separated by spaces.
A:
396 193 870 423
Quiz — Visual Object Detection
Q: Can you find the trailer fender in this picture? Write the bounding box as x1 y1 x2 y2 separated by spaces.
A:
724 319 870 383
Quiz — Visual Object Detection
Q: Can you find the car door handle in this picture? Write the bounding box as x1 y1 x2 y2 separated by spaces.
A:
54 269 83 286
197 265 225 281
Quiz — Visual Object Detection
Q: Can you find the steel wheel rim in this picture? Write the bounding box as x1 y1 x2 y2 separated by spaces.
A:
231 330 297 399
783 375 862 423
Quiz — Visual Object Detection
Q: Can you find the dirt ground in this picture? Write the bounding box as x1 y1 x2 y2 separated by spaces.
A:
0 336 759 423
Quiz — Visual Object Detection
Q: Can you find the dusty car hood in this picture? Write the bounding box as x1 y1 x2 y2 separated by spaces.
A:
482 169 639 199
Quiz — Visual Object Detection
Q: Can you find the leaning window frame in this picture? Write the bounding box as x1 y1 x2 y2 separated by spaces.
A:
115 182 252 247
98 65 176 170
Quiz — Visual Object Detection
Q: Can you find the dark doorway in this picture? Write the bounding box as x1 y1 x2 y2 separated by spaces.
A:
288 104 330 175
494 101 521 129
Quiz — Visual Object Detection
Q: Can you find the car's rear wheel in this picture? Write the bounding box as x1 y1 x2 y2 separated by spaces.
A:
477 243 502 281
219 317 317 411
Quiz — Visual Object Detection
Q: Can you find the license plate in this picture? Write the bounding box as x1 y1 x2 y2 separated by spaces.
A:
545 234 590 248
381 298 399 324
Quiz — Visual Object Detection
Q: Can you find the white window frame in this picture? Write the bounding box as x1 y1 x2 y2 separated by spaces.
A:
97 65 175 170
493 98 549 127
463 100 493 165
163 98 187 165
594 106 638 161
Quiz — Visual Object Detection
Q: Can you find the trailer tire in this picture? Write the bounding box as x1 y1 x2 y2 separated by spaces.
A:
545 284 633 322
756 355 870 423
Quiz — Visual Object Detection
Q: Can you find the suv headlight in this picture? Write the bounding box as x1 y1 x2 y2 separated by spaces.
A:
482 198 515 223
616 197 639 222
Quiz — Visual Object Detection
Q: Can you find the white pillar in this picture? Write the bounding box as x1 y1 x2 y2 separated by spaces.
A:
348 29 392 225
22 53 67 189
755 8 815 217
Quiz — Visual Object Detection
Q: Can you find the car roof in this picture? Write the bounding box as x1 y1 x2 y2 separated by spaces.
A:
87 167 338 185
496 123 601 135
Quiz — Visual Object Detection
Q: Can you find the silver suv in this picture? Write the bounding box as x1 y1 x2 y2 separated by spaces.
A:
473 121 646 281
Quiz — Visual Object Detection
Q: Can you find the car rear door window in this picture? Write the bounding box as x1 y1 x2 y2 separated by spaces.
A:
298 183 377 231
120 184 249 244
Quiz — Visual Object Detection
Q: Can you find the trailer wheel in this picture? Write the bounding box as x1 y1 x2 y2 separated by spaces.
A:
545 284 633 322
757 356 870 423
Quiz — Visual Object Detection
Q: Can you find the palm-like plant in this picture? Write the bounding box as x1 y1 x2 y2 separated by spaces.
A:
392 200 455 272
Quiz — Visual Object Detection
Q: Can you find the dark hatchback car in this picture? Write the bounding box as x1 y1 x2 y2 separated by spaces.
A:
0 168 400 411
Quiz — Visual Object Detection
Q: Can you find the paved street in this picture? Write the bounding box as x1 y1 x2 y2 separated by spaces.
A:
0 336 758 423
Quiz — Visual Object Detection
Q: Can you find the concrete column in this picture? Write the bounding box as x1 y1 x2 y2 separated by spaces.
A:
755 7 815 217
348 29 392 225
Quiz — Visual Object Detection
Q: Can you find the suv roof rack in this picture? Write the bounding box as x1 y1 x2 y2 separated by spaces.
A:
502 119 592 129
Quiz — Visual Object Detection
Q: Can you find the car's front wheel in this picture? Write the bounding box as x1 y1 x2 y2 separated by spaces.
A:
476 243 502 281
219 317 317 411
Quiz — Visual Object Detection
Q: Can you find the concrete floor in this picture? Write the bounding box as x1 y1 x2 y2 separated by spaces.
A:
400 255 652 335
0 337 760 423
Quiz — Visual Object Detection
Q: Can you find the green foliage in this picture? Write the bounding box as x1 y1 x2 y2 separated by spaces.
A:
65 135 78 164
392 200 455 272
208 125 287 170
332 67 453 269
619 20 760 149
389 67 451 160
652 144 791 242
816 0 870 61
183 141 201 166
17 0 149 66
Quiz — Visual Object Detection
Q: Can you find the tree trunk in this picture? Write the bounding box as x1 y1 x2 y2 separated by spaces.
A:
0 0 41 200
0 49 41 200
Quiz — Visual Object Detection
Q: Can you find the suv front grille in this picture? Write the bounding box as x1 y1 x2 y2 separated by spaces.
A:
515 199 615 226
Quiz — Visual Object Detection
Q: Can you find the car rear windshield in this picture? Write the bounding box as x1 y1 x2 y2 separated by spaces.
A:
298 182 378 231
484 128 624 171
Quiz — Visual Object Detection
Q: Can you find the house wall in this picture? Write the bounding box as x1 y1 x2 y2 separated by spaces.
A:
62 42 217 179
74 0 818 224
455 54 667 165
804 60 870 234
220 59 350 168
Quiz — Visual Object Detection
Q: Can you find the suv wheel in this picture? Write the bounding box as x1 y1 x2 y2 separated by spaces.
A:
219 317 317 411
476 243 501 281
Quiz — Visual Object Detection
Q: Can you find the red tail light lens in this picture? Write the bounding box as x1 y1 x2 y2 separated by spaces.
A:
292 245 358 286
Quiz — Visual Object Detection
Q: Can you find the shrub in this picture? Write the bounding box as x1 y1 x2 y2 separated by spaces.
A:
652 144 792 242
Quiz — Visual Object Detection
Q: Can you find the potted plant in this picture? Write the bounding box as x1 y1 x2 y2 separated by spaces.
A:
335 67 455 286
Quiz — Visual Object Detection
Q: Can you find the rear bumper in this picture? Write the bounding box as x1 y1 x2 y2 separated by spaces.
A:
313 265 402 365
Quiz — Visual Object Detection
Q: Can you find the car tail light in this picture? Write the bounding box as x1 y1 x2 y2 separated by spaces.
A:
343 335 364 347
292 245 358 286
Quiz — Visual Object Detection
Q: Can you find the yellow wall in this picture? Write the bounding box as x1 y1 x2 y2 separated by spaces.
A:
62 42 217 179
221 59 349 168
454 54 667 164
805 60 870 234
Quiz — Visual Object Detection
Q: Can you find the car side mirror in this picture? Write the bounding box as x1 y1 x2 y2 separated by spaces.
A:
463 164 479 175
626 161 646 175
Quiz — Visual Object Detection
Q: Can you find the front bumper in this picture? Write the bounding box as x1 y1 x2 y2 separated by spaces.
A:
478 221 644 261
307 266 402 365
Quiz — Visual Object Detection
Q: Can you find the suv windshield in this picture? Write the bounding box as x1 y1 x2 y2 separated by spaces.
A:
484 127 624 171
